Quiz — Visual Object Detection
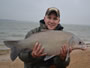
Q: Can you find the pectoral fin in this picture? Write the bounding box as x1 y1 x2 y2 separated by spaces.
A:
44 55 55 61
65 48 70 62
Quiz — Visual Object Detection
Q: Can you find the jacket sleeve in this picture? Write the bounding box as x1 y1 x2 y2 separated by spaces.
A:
19 27 44 63
19 48 44 63
53 56 70 68
25 27 41 39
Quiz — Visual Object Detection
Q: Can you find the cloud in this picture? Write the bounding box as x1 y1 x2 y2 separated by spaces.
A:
0 0 90 25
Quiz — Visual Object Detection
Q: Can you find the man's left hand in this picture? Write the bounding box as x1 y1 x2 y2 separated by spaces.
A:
60 45 72 60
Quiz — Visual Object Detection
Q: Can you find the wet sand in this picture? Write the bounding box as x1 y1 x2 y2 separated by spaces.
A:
0 48 90 68
0 53 24 68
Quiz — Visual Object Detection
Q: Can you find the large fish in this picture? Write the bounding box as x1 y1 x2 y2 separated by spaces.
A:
4 30 86 61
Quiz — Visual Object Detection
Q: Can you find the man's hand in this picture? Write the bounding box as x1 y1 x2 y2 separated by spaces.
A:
31 42 47 58
60 45 72 60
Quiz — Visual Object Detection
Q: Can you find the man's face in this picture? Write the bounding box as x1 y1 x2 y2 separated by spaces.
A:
44 13 60 30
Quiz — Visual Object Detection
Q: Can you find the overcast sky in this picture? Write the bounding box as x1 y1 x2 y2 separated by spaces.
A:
0 0 90 25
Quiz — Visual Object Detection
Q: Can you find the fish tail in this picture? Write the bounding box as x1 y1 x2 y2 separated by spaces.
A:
4 40 20 61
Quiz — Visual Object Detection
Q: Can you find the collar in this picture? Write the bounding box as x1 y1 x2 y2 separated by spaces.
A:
39 19 64 30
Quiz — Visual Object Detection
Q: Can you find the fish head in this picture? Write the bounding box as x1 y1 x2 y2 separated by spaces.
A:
69 35 86 50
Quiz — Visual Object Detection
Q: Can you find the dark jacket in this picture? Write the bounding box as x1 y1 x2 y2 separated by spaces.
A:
19 19 70 68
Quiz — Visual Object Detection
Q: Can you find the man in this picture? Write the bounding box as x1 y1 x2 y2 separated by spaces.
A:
19 7 72 68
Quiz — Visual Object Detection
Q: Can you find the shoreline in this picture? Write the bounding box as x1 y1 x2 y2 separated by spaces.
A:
0 43 10 55
0 48 90 68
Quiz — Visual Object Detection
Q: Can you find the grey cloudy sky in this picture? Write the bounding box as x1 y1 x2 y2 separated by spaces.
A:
0 0 90 25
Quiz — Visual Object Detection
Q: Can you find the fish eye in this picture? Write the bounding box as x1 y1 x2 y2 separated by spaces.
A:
79 41 84 45
79 41 82 44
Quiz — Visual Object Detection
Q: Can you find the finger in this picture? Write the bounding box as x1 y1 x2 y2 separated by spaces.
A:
38 47 44 55
32 50 37 57
60 48 67 60
32 52 37 57
64 45 67 53
61 46 67 57
33 42 39 51
32 42 39 57
62 45 66 55
36 43 41 54
60 48 63 56
40 53 47 56
69 47 72 53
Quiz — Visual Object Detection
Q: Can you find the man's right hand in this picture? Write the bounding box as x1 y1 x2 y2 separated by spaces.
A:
31 42 47 58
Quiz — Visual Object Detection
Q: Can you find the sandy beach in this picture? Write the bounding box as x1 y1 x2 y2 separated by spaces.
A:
0 48 90 68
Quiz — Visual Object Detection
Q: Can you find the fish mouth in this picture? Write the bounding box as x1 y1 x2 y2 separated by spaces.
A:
72 45 87 51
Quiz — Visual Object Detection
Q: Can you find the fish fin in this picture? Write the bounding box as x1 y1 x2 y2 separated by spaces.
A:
44 55 55 61
4 40 19 48
10 46 21 61
4 40 20 61
65 48 70 62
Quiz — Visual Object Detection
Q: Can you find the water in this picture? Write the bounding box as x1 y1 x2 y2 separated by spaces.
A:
0 20 90 48
63 24 90 43
0 20 39 44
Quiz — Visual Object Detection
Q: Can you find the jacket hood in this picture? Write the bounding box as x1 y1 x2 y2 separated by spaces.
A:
39 19 64 30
